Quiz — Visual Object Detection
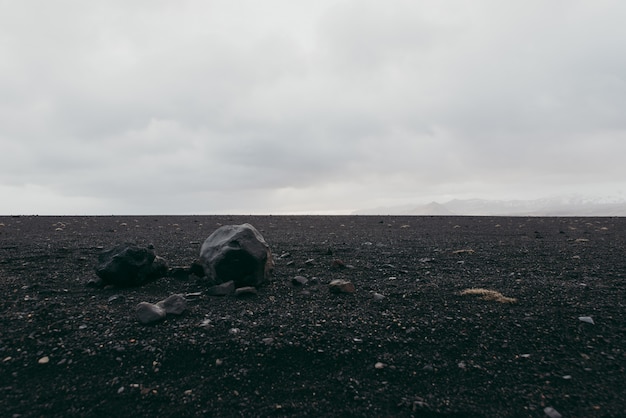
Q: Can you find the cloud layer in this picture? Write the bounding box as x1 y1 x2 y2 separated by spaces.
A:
1 1 625 214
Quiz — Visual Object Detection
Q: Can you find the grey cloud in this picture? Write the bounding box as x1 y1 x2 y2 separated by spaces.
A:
1 1 625 214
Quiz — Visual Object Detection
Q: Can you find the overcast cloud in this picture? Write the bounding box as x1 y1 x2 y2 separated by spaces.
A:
1 0 625 214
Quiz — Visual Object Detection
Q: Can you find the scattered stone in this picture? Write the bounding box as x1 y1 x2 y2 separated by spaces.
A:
579 316 594 324
329 279 355 294
207 281 235 296
38 356 50 365
262 337 274 345
156 294 187 315
330 259 347 269
544 406 562 418
235 286 258 297
372 292 385 301
198 223 274 288
136 302 166 325
374 362 385 369
304 258 315 266
95 244 168 287
292 276 308 286
199 319 212 329
279 252 291 259
107 294 124 303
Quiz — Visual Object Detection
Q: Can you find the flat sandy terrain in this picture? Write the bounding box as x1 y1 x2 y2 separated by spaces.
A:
0 215 624 417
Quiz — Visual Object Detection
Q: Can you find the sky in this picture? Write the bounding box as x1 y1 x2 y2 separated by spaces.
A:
1 0 626 215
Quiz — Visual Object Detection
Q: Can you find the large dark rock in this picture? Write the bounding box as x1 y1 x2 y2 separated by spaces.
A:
198 223 274 288
95 244 168 287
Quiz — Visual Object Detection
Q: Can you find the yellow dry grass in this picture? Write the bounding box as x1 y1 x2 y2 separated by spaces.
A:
459 288 518 304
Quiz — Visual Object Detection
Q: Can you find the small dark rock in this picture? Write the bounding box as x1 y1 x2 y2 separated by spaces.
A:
292 276 308 286
372 292 385 301
331 259 347 270
329 279 355 294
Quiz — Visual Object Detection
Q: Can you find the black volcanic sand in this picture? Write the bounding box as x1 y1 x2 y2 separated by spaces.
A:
1 216 625 417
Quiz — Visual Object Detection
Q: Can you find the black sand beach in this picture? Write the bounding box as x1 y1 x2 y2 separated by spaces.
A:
1 215 624 417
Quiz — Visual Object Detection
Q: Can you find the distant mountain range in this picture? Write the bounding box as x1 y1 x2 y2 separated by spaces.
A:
353 196 626 216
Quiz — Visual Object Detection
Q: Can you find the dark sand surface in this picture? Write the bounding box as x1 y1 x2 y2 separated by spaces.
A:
0 215 625 417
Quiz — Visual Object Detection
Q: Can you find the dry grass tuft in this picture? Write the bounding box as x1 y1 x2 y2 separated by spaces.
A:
459 288 518 304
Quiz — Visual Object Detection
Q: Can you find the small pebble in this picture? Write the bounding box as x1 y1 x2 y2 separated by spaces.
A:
329 279 355 294
38 356 50 365
292 276 308 286
578 316 594 324
544 406 562 418
374 362 385 369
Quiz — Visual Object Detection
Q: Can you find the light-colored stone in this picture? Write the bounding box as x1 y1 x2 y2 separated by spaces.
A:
136 302 166 325
156 294 187 315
